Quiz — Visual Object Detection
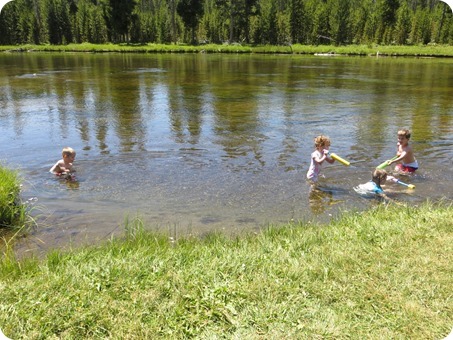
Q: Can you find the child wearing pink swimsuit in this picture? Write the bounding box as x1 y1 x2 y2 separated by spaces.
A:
306 135 335 183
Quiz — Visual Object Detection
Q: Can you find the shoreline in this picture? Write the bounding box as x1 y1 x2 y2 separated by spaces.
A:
1 43 453 58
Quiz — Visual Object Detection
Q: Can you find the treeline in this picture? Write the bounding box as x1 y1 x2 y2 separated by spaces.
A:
0 0 452 46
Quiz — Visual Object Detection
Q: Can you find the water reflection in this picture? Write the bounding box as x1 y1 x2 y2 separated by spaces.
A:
0 53 452 253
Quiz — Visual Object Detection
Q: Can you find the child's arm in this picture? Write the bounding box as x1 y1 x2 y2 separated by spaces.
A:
387 151 407 166
388 144 414 165
325 153 335 164
49 161 61 174
313 149 335 164
50 160 69 174
387 175 397 182
375 185 395 202
312 150 327 164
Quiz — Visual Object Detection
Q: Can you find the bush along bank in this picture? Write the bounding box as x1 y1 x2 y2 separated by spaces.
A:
0 165 26 230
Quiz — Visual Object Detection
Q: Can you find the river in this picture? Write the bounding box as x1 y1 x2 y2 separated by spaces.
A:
0 52 452 255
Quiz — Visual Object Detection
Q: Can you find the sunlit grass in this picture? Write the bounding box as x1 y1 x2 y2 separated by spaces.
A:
1 43 453 57
0 165 26 230
0 165 39 277
0 201 451 338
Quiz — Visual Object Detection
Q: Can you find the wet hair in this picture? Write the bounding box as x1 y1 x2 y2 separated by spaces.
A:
397 129 411 139
314 135 331 148
372 169 388 189
62 147 76 157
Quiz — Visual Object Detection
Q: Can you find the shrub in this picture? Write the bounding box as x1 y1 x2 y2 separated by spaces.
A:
0 165 24 228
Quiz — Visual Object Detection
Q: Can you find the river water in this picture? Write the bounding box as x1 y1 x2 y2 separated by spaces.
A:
0 52 452 255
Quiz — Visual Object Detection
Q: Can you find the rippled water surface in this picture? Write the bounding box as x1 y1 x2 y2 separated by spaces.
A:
1 53 452 255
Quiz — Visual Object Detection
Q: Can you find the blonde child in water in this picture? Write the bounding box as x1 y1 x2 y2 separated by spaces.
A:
386 128 418 173
306 135 335 184
50 147 76 178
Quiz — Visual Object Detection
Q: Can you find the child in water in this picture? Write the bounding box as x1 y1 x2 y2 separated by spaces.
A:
50 147 76 179
306 135 335 184
354 169 396 201
386 129 418 173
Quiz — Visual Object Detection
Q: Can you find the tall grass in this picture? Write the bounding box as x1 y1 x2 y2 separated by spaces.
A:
1 43 453 57
0 201 451 338
0 165 26 230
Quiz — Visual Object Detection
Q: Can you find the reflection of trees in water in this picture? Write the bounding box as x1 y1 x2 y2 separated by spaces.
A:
210 59 263 167
1 54 452 167
167 57 204 146
110 76 146 153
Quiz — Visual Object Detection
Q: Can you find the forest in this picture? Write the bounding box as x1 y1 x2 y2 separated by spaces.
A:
0 0 452 46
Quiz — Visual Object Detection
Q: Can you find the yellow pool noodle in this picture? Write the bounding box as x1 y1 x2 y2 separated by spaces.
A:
330 153 350 166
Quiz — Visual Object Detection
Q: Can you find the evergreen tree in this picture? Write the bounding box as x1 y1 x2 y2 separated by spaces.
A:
47 0 72 44
0 1 19 44
433 2 452 43
289 0 306 44
200 0 227 43
310 0 330 44
411 6 432 43
90 4 108 43
328 0 350 45
395 1 412 44
349 0 370 44
0 0 452 46
107 0 137 42
177 0 204 43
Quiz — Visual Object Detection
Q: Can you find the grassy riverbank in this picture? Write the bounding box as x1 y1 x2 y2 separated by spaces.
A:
1 43 453 57
0 165 26 231
1 201 452 338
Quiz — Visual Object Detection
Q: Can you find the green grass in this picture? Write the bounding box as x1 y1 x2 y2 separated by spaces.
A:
1 43 453 57
1 201 452 338
0 165 26 230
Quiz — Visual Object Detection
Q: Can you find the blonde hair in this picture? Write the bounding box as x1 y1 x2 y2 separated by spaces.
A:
314 135 331 148
397 129 411 139
62 147 76 157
